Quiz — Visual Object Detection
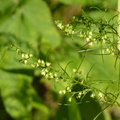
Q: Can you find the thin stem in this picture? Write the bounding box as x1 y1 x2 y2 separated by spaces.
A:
118 0 120 100
118 0 120 50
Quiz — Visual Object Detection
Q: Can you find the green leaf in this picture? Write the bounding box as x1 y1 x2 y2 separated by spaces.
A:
0 0 14 13
77 92 110 120
1 68 34 77
31 89 50 120
0 95 13 120
0 0 61 50
0 70 32 120
0 8 37 45
54 94 82 120
23 0 61 47
54 91 110 120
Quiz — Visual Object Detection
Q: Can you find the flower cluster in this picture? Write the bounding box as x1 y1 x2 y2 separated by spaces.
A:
10 45 33 65
31 59 51 68
10 12 120 106
55 20 64 30
10 11 120 106
55 14 119 57
55 20 75 35
54 13 120 105
10 44 119 106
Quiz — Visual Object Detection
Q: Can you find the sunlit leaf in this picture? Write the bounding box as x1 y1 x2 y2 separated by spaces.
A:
23 0 61 47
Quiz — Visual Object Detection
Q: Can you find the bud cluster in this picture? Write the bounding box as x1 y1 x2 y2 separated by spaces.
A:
10 12 119 107
10 45 33 65
55 20 75 35
55 13 119 56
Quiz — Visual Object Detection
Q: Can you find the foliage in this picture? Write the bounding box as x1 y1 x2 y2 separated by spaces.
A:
0 0 119 120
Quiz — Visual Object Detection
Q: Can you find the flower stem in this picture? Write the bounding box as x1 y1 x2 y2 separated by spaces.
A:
118 0 120 50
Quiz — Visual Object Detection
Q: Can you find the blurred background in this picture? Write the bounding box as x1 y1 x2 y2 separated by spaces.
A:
0 0 119 120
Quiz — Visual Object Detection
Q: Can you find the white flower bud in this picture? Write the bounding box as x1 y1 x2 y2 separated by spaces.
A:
73 68 77 73
29 54 33 58
59 90 62 94
23 60 27 65
24 54 29 59
68 97 72 102
21 53 25 58
46 62 51 67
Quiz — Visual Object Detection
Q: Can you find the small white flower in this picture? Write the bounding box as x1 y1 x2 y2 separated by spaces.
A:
68 97 72 102
36 63 39 67
24 54 29 59
90 93 95 98
38 59 41 63
81 80 84 84
21 53 25 58
78 92 82 96
93 38 96 41
57 23 64 29
41 70 46 76
31 64 35 67
89 32 92 35
59 90 62 94
89 42 93 46
16 48 20 53
63 90 66 94
77 95 81 98
73 68 77 73
45 74 49 78
29 54 33 58
86 38 90 41
104 35 107 39
111 52 114 56
54 73 57 77
46 62 51 67
66 87 71 92
98 92 103 98
49 72 53 79
45 69 48 73
77 92 82 98
102 39 106 43
23 60 27 65
88 35 92 39
78 34 84 37
106 48 110 52
66 24 70 27
106 48 110 53
41 60 45 67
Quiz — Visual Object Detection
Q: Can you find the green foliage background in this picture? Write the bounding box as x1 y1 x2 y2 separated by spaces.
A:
0 0 119 120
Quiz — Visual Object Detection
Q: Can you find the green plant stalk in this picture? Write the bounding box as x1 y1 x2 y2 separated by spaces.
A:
118 0 120 104
118 0 120 50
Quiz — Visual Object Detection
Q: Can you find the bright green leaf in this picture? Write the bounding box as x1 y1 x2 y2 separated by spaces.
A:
0 70 32 120
23 0 61 47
